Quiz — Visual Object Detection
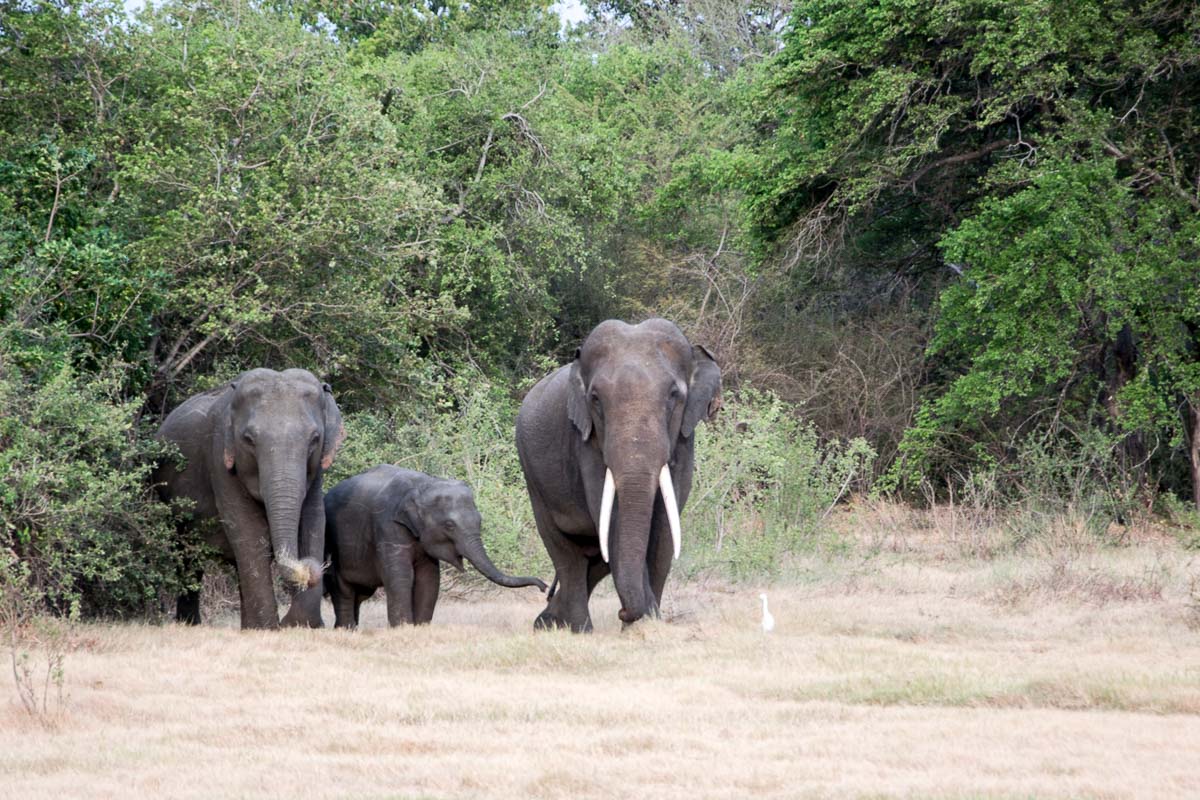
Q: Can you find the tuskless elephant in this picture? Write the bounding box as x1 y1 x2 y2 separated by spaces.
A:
323 465 547 627
516 318 721 631
154 368 344 629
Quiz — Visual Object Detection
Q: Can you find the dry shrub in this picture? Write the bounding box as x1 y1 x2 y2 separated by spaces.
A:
1188 577 1200 631
852 490 1009 558
749 299 928 473
199 569 240 624
989 555 1168 608
676 296 927 478
1 555 72 726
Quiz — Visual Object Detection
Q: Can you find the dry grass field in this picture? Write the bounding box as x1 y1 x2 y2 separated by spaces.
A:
3 512 1200 799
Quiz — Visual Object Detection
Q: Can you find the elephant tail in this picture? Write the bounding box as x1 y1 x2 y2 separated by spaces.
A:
546 573 559 600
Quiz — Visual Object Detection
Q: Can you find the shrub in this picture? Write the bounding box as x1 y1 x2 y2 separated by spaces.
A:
684 388 876 578
909 428 1150 558
0 339 188 618
0 552 71 723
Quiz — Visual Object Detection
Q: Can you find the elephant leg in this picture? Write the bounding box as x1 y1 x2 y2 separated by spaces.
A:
176 588 202 626
412 555 440 624
353 591 367 627
213 489 279 630
331 573 358 629
647 504 673 614
174 529 204 625
537 545 593 632
229 529 279 630
650 460 693 612
379 542 416 626
529 497 592 632
281 585 324 628
298 473 325 563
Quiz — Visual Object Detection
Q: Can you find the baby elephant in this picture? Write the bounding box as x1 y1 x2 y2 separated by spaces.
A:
325 465 547 627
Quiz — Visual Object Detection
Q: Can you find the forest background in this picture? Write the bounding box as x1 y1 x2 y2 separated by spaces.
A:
2 0 1198 618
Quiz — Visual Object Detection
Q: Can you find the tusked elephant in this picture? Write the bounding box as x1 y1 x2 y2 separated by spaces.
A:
154 368 344 630
323 465 547 627
516 318 721 631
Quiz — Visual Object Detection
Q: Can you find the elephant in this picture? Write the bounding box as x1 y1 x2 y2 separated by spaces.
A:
323 465 548 627
516 318 721 631
154 368 344 630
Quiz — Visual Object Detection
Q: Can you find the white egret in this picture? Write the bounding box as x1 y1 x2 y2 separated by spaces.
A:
759 593 775 633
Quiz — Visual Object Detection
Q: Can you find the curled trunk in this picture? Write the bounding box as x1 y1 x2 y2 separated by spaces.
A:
460 536 547 591
262 454 322 588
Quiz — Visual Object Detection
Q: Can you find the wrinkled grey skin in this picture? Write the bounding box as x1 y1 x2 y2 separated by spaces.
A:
324 465 548 627
154 368 344 630
516 319 721 631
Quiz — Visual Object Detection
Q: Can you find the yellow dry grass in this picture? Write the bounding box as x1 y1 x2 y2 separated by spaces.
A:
3 526 1200 799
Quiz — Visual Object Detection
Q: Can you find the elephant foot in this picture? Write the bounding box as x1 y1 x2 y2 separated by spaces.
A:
280 608 324 628
534 610 568 631
534 609 592 633
281 586 325 629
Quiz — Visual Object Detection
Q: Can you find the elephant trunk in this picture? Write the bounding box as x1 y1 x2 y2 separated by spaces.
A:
261 452 323 589
610 472 656 624
459 535 548 592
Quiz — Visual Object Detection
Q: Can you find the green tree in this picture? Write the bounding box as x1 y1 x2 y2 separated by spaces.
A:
0 337 187 617
743 0 1200 502
0 1 157 375
114 0 458 406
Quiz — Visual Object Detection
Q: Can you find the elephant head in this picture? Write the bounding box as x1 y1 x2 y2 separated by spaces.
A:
222 368 344 588
398 478 548 591
567 319 721 623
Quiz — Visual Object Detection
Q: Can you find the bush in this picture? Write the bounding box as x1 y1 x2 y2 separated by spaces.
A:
684 388 876 578
0 340 188 618
998 429 1139 552
0 552 72 723
909 428 1149 558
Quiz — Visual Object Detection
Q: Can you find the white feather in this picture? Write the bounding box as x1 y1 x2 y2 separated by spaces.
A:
759 593 775 633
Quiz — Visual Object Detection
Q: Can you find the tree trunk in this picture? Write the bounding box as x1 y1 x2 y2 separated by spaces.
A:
1188 397 1200 513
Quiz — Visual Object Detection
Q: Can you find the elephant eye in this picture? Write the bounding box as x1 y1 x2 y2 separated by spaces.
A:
242 432 255 446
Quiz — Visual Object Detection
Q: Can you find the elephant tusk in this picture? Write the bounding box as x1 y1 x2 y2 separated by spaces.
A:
659 464 682 560
598 467 615 563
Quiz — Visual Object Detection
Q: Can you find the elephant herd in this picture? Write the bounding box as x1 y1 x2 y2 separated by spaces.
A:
154 318 721 632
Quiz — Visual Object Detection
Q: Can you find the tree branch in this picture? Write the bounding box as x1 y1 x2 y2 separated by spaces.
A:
903 140 1012 191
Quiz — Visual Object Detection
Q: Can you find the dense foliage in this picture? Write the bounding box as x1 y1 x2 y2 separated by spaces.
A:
0 338 188 616
738 0 1200 501
2 0 1197 616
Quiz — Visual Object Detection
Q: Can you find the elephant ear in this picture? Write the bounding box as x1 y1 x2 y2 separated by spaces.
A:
566 350 593 441
395 488 423 541
682 345 722 439
221 380 239 473
320 383 345 470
